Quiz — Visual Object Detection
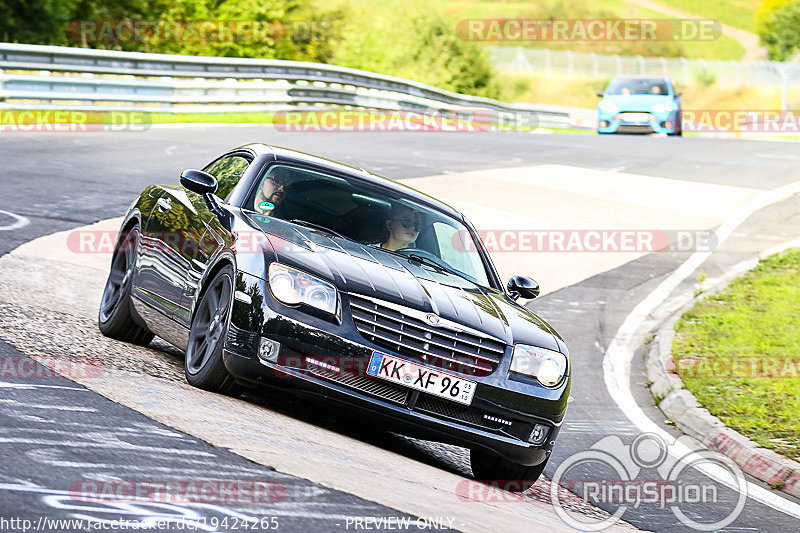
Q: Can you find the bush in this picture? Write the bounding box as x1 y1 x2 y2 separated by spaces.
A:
756 0 800 60
328 0 500 97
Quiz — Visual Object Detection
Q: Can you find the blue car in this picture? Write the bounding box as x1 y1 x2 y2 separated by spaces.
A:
596 75 682 135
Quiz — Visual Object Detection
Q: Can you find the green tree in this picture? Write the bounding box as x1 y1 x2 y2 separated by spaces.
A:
0 0 74 44
756 0 800 60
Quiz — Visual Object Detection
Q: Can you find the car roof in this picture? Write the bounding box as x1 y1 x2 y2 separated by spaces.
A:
237 143 465 220
611 75 671 82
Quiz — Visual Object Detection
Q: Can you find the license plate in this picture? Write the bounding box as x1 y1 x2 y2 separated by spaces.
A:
621 113 651 122
366 352 476 405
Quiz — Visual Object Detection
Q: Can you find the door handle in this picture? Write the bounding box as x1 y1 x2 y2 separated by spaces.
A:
157 197 172 212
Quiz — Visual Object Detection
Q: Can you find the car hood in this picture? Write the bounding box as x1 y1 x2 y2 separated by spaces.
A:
601 94 674 111
245 216 561 351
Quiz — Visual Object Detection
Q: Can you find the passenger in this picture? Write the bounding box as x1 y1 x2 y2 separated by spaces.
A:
377 205 423 251
651 84 663 95
254 167 292 215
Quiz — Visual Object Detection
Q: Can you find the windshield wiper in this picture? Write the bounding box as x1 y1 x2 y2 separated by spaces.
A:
406 253 477 285
289 219 348 240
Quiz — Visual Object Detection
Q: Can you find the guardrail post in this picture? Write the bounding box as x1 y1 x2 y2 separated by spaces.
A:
637 55 645 75
567 51 574 75
545 49 551 74
514 48 532 74
591 53 598 77
614 55 621 76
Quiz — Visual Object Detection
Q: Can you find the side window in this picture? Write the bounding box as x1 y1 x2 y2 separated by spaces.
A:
203 155 250 200
433 222 470 272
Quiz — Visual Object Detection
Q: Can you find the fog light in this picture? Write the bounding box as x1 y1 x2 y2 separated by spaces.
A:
600 120 610 127
528 424 550 445
258 338 281 364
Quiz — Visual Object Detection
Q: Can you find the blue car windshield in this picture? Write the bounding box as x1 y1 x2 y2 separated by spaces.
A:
245 164 492 287
606 78 669 96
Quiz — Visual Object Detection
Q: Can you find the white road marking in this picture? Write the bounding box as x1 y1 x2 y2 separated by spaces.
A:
603 178 800 519
0 209 30 231
0 399 96 411
0 382 87 391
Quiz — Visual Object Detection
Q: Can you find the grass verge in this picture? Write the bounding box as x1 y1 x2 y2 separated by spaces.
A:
672 247 800 460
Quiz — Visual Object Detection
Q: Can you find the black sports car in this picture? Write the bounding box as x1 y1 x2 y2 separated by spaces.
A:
99 144 571 489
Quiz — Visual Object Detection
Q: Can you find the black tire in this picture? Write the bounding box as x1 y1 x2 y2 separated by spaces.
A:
185 265 240 395
470 449 549 493
98 227 154 346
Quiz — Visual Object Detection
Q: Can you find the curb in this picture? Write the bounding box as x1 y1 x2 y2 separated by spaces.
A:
646 250 800 500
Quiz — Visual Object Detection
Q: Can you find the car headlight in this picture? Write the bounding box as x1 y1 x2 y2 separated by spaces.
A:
510 344 567 388
652 103 675 113
268 263 337 315
598 101 619 114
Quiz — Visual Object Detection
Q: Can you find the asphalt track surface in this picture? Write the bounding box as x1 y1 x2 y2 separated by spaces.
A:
2 127 800 531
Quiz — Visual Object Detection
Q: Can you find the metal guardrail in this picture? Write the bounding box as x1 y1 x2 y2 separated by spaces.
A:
0 43 594 129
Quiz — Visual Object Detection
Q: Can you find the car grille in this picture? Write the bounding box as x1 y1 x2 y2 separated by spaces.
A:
305 357 410 404
616 124 655 134
348 294 506 377
414 394 510 430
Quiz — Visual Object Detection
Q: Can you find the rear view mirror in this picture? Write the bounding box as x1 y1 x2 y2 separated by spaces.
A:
507 275 540 300
596 91 604 97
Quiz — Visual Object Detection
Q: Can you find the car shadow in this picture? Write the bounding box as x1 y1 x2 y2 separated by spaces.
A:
145 338 473 479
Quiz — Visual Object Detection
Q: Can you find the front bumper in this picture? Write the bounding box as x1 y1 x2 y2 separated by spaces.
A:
598 110 679 134
224 273 569 466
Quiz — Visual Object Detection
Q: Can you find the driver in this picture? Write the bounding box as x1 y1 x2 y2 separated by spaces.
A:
377 205 423 251
254 167 292 215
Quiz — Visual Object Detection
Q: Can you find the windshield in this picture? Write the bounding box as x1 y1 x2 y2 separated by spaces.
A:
245 164 492 287
606 78 669 96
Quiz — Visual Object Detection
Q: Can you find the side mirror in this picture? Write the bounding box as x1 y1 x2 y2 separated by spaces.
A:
674 91 682 98
180 169 218 195
180 169 227 220
507 275 540 300
596 91 604 97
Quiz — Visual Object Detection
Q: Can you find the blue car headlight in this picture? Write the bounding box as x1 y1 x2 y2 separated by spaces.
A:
652 102 676 113
598 101 619 114
509 344 568 388
268 263 338 315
